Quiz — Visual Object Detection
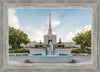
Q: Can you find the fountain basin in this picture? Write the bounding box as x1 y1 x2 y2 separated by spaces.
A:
28 54 73 63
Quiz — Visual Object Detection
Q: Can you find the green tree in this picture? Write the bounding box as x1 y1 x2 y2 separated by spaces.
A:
9 26 30 49
40 40 42 44
33 41 36 43
58 38 62 44
35 45 38 48
73 30 91 49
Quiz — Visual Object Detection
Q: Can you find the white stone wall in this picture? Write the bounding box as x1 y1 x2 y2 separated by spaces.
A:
63 42 80 48
24 42 40 48
44 35 48 44
56 49 72 54
75 45 81 48
52 35 57 44
29 48 43 54
22 41 80 48
44 35 57 44
64 42 75 47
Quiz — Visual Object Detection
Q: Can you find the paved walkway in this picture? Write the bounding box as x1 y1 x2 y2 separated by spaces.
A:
9 56 91 63
73 56 91 63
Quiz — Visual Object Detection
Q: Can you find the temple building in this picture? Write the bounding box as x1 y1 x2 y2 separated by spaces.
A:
44 13 57 45
20 13 80 49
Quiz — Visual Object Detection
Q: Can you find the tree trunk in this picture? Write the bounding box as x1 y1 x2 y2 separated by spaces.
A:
81 44 85 49
17 43 20 48
14 43 18 49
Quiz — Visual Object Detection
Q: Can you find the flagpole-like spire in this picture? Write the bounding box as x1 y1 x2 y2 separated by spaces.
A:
48 13 52 35
49 13 51 30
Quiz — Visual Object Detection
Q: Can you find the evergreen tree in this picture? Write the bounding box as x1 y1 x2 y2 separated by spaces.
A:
58 38 62 44
40 40 42 44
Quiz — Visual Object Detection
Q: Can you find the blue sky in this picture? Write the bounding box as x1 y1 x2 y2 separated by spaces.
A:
8 9 92 42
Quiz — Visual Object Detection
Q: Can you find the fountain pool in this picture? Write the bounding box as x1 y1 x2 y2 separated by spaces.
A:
32 54 68 56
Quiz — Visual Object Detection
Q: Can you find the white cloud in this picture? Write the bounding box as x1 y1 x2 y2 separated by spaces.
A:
28 30 47 42
52 31 56 35
8 9 20 29
66 32 76 42
46 20 60 28
81 25 91 32
51 20 60 27
66 25 91 42
24 24 48 42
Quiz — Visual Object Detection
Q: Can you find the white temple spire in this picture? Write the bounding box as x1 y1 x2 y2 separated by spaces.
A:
48 13 52 35
49 13 51 30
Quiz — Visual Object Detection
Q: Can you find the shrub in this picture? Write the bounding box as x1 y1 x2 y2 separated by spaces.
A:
9 48 29 53
15 50 19 53
75 49 80 53
58 45 61 47
40 45 42 47
88 51 91 54
84 49 88 53
62 45 65 47
71 50 76 53
9 49 15 53
35 45 38 48
71 48 91 54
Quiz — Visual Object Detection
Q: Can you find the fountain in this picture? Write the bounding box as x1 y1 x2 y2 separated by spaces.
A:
28 41 73 63
47 41 54 55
